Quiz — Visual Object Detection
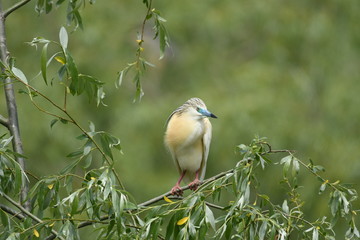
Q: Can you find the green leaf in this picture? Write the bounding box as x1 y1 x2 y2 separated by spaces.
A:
41 43 49 84
1 136 13 147
100 134 113 159
60 118 68 124
282 200 289 214
0 205 10 227
66 150 83 158
89 121 95 132
159 24 167 59
99 132 122 159
205 205 216 230
58 64 67 81
83 154 92 169
50 119 58 128
257 153 266 169
259 220 268 240
35 0 45 14
292 157 300 176
66 51 79 95
60 159 80 174
59 27 68 49
166 214 176 239
45 0 53 13
5 233 20 240
280 155 292 177
14 163 22 193
12 67 28 84
319 181 327 194
312 227 319 240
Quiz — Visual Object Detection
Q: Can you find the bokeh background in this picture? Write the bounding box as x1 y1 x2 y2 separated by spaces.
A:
1 0 360 235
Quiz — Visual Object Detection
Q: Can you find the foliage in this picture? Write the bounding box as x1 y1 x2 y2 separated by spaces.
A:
1 132 359 239
117 0 169 102
0 0 360 239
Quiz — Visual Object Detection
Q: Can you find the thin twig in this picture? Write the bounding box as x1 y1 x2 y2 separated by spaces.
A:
1 193 65 240
259 141 296 155
30 98 73 123
4 0 33 18
134 0 152 68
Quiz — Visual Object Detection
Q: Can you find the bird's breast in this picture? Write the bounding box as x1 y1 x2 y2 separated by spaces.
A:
165 113 205 151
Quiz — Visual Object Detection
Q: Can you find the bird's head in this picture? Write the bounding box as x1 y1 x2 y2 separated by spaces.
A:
185 98 218 119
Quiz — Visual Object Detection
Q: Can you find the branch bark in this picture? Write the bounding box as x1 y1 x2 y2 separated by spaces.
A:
0 113 9 128
4 0 33 18
0 203 25 220
138 168 234 207
0 3 29 210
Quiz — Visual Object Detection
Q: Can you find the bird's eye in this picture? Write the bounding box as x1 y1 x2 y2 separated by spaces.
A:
196 107 200 112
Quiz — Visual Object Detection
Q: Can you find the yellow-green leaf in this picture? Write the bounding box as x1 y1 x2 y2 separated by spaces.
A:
55 56 66 65
177 216 189 226
33 229 40 238
47 184 54 190
164 195 174 203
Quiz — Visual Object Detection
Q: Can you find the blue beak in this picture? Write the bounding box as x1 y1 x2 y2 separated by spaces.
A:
199 108 217 119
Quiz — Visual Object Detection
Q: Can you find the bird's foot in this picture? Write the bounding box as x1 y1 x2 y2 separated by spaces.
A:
170 184 183 196
188 179 200 191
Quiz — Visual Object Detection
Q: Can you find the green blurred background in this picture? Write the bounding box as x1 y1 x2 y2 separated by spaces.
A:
1 0 360 235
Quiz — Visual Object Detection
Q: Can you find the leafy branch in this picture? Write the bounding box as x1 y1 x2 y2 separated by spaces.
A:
0 28 125 190
117 0 169 101
1 192 65 240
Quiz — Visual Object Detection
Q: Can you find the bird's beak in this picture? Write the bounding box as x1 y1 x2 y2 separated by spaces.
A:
202 109 218 119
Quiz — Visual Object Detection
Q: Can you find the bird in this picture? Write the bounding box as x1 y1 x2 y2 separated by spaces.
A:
164 98 217 196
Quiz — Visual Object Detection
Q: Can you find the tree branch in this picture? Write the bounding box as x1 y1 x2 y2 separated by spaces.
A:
1 193 65 240
138 169 234 207
5 69 125 190
4 0 33 18
0 203 25 220
0 113 9 128
0 3 30 210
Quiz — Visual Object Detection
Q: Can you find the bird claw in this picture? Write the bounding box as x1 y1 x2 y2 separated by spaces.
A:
171 185 183 196
188 179 200 191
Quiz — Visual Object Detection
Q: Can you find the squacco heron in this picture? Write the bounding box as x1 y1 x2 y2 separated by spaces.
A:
164 98 217 196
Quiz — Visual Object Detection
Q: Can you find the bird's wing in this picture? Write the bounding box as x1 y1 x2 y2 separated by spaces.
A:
167 144 182 175
200 119 212 180
165 111 182 175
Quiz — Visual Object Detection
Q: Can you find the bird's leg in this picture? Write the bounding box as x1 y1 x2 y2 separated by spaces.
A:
171 170 186 196
188 170 201 191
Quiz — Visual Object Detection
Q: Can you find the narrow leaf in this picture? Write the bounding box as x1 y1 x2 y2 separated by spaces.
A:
259 221 268 240
177 216 189 226
50 119 58 128
205 205 216 230
164 195 174 203
12 67 28 84
55 56 66 65
282 200 289 214
41 43 49 84
33 229 40 238
312 228 319 240
59 27 68 49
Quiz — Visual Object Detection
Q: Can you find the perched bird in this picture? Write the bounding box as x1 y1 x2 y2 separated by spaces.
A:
164 98 217 196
